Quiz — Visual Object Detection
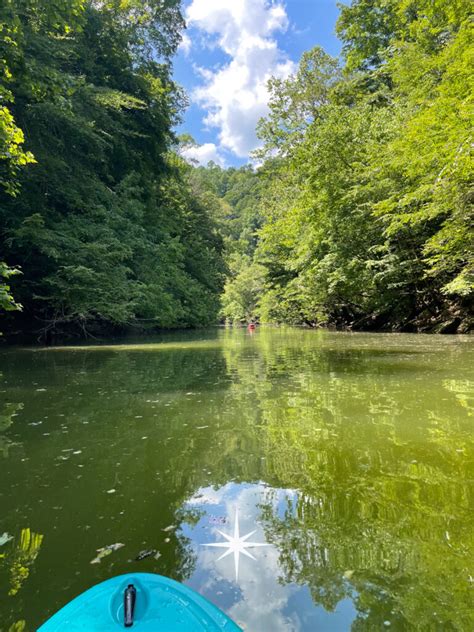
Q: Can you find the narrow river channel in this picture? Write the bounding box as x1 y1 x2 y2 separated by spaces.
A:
0 327 472 630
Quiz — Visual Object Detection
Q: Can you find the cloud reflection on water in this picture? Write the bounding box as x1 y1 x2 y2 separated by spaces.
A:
181 483 356 631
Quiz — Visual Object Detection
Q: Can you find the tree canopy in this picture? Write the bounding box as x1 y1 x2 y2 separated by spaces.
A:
0 0 224 338
1 0 471 336
202 0 472 332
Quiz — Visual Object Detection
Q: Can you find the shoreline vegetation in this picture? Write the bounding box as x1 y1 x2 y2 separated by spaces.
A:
1 1 472 342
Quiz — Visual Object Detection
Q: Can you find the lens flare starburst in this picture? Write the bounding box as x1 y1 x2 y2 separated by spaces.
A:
203 508 271 580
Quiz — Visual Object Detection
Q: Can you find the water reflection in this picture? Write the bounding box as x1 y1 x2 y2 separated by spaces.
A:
184 484 313 631
0 328 472 630
0 400 23 457
0 524 44 632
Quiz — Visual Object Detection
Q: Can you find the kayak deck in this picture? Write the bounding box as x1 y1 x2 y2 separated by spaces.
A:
38 573 242 631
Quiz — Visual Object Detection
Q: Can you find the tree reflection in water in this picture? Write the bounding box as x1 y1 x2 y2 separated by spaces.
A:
220 329 473 630
0 329 472 630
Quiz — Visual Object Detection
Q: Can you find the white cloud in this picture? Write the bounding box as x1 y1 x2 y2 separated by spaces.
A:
185 483 302 631
181 142 225 166
179 32 192 56
185 0 296 158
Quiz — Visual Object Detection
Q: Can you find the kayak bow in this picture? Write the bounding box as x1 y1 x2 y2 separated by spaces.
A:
38 573 242 631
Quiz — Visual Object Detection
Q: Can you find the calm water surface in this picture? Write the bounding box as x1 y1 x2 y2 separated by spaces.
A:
0 328 473 631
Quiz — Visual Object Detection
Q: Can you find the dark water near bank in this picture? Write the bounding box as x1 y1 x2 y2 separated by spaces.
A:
0 328 473 631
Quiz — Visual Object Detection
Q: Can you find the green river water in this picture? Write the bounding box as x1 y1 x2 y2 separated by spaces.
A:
0 327 472 631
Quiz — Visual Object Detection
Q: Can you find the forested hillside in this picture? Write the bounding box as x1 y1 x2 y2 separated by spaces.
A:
0 0 224 339
1 0 472 338
197 0 472 333
188 164 264 323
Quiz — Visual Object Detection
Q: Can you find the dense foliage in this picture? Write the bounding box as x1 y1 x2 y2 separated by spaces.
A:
188 163 264 322
213 0 473 332
1 0 472 336
0 0 224 338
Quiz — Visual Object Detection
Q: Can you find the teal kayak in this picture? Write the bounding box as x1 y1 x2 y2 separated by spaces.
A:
38 573 242 631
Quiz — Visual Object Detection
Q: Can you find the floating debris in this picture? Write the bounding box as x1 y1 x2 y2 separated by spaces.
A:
196 425 209 430
72 450 82 455
90 542 124 564
162 525 176 532
106 489 116 494
0 532 13 546
106 542 124 551
91 551 112 564
135 549 158 561
209 516 227 525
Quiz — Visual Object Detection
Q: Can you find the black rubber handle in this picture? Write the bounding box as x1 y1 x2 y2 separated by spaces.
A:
124 584 136 627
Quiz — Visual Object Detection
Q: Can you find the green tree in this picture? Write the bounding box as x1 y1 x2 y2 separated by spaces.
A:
220 255 266 322
189 162 264 322
256 47 340 158
0 263 21 313
249 2 473 331
0 1 225 336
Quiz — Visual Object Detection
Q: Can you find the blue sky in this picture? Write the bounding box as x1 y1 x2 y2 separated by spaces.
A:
173 0 342 167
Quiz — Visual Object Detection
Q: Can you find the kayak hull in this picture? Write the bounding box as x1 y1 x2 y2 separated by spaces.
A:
38 573 242 631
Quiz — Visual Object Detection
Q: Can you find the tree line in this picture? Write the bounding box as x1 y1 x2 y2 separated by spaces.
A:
1 0 472 338
199 0 472 333
0 0 225 339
